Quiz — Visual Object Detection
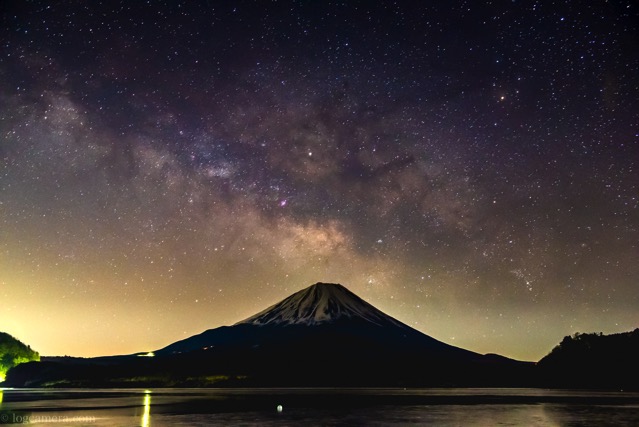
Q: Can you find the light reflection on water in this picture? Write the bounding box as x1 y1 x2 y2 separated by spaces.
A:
0 388 638 426
141 391 151 427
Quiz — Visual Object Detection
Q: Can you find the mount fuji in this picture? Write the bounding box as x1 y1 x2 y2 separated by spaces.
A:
5 283 534 387
151 283 528 386
157 283 476 359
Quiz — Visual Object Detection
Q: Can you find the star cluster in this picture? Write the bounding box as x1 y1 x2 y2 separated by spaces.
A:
1 1 637 360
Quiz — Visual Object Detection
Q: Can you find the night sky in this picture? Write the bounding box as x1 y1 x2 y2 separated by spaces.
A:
1 1 637 361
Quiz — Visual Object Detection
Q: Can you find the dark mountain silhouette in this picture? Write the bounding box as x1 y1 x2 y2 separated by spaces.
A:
149 283 517 386
5 283 532 387
537 328 639 389
158 283 476 360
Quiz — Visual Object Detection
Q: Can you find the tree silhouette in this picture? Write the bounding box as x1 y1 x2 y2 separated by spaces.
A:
539 328 639 389
0 332 40 380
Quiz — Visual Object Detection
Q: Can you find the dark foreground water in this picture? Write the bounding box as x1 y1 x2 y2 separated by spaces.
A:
1 387 639 426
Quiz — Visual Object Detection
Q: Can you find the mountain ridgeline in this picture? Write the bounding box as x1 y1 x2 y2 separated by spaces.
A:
158 283 476 360
3 283 637 389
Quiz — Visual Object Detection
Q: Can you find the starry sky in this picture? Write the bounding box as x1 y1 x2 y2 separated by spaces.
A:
1 1 637 361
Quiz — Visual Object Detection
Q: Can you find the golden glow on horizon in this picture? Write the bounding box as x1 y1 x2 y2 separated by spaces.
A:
1 273 637 362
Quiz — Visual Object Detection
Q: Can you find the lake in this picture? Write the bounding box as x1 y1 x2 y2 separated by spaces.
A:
1 387 639 426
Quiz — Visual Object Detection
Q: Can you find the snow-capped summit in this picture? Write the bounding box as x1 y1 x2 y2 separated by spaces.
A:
156 281 482 369
236 282 406 328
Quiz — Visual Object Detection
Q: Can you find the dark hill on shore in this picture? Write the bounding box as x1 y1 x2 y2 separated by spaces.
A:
0 332 40 381
537 328 639 389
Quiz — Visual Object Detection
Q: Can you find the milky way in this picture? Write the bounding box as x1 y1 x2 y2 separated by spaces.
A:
1 1 637 360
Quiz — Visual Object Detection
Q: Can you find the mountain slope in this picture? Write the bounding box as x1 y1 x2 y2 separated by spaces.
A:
158 282 475 359
151 283 529 386
237 282 406 327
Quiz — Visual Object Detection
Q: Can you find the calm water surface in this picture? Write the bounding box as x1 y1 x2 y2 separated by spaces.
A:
1 387 639 426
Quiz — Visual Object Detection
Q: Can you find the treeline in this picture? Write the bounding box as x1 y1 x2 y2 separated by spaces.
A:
537 329 639 389
0 332 40 380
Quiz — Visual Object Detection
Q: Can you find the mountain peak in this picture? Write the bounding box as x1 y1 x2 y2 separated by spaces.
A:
236 282 405 328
